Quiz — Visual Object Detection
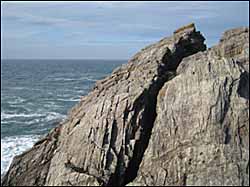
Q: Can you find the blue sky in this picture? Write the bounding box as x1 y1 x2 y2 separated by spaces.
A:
1 1 249 59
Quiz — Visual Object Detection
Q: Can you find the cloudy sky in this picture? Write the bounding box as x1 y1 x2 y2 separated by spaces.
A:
1 1 249 59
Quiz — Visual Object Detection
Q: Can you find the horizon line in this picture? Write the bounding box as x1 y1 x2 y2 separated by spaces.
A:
1 58 128 61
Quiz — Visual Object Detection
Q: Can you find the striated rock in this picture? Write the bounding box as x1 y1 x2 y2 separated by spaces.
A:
44 23 205 186
217 27 249 72
130 27 249 186
2 24 249 186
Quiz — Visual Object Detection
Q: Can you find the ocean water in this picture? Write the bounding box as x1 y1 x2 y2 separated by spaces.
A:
1 59 125 175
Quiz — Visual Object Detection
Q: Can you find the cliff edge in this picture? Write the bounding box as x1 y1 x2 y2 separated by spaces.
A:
2 24 249 186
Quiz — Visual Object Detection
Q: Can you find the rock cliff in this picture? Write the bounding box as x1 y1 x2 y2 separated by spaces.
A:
2 24 249 186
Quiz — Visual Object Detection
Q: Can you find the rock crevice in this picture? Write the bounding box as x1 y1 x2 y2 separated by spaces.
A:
2 24 249 186
130 27 249 186
122 30 206 186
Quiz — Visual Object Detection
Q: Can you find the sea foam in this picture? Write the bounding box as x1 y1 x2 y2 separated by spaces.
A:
1 112 45 120
1 135 41 175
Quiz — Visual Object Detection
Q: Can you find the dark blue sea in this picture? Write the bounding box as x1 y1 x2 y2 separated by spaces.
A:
1 59 126 175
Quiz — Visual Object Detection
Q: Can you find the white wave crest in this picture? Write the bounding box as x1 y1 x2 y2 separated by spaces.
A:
52 77 77 81
44 112 66 122
1 112 66 124
56 98 80 102
79 76 98 82
1 112 45 120
7 97 26 105
1 135 41 175
52 76 98 82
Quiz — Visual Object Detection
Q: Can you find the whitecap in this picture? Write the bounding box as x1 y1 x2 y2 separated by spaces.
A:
79 76 98 82
1 112 45 120
22 118 42 125
52 76 98 82
43 103 62 109
0 120 24 124
56 98 80 102
43 112 66 122
7 97 26 105
1 135 41 175
1 111 66 124
9 87 26 90
52 77 77 81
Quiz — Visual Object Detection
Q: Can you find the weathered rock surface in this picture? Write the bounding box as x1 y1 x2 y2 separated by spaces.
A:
2 24 249 186
130 27 249 186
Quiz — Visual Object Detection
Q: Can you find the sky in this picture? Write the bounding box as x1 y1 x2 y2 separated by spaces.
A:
1 1 249 60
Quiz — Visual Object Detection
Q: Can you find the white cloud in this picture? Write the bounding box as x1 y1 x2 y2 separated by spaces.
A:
1 1 249 59
2 10 96 28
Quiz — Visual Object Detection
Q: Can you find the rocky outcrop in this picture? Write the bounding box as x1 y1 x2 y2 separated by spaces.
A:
129 27 249 186
2 24 249 186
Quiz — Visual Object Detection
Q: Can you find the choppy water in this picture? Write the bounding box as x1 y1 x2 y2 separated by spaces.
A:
1 59 125 175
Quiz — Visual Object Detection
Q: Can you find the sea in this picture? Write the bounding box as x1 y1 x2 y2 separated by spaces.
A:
0 59 126 176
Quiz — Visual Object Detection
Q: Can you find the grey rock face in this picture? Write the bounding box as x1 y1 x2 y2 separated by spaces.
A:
1 24 249 186
130 27 249 186
217 27 249 72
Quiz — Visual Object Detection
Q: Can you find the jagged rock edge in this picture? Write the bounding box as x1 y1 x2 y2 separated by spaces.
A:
109 39 206 186
1 24 207 186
